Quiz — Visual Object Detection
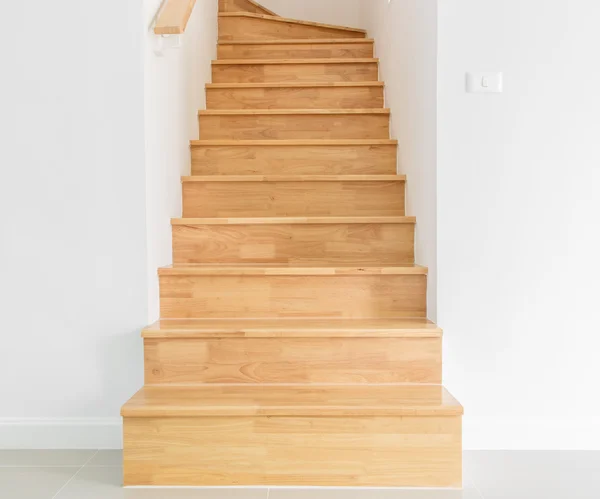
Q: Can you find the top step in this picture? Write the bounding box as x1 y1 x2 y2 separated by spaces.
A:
219 13 367 41
219 0 279 16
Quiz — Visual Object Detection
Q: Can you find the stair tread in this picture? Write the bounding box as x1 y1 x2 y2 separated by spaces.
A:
218 12 367 36
182 174 403 182
190 139 398 146
206 82 384 88
212 58 378 65
172 216 415 225
218 38 375 45
220 0 279 17
198 109 390 115
143 318 442 338
158 264 427 275
121 384 462 417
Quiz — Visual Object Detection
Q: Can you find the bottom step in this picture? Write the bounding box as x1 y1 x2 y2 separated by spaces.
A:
122 385 463 487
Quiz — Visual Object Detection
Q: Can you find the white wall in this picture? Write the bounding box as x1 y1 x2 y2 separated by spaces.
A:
438 0 600 449
0 1 148 447
261 0 363 28
0 0 217 450
144 0 218 322
360 0 439 317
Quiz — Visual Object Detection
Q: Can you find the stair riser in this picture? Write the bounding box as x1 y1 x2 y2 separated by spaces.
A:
144 337 441 384
123 415 462 487
206 86 384 109
212 62 379 83
159 274 427 319
191 144 397 175
219 17 366 41
182 180 405 217
219 0 275 15
218 42 374 60
172 223 415 265
198 114 390 140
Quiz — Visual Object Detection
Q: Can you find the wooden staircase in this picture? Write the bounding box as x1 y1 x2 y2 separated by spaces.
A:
122 0 463 488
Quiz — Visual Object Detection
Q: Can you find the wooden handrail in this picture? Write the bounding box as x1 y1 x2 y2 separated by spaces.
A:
154 0 197 35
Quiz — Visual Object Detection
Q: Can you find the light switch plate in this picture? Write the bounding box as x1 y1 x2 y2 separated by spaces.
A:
466 72 503 93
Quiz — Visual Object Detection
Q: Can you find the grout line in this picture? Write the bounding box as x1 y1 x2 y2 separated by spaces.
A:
469 478 486 499
474 483 486 499
266 488 271 499
51 450 98 499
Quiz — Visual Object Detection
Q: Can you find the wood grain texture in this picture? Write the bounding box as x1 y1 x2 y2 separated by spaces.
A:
122 384 462 417
217 39 374 59
181 177 405 217
154 0 197 34
198 110 390 140
123 415 462 487
172 219 415 265
144 336 441 384
218 13 367 41
159 273 427 318
206 83 384 109
211 60 379 83
190 140 398 175
142 318 443 338
218 0 278 16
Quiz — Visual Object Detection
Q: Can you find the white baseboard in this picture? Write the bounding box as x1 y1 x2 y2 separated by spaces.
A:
0 418 123 449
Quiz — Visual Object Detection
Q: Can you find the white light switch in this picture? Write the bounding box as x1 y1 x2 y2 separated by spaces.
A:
466 72 503 93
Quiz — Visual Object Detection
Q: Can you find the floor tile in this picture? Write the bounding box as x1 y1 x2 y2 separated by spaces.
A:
86 450 123 467
269 487 482 499
0 467 78 499
0 450 96 467
54 466 268 498
465 451 600 499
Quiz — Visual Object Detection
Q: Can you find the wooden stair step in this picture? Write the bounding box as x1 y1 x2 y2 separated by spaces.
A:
206 82 385 109
122 384 462 487
217 38 375 60
181 175 405 217
171 216 415 265
218 12 367 41
159 263 427 275
190 139 398 175
207 81 384 87
182 173 399 181
199 108 389 113
219 0 278 16
172 215 414 223
211 58 379 83
142 318 442 338
159 264 427 319
143 318 442 385
191 138 396 144
198 109 390 140
212 58 378 64
122 384 462 418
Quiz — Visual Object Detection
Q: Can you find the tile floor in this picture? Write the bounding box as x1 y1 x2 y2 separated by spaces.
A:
0 450 598 499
